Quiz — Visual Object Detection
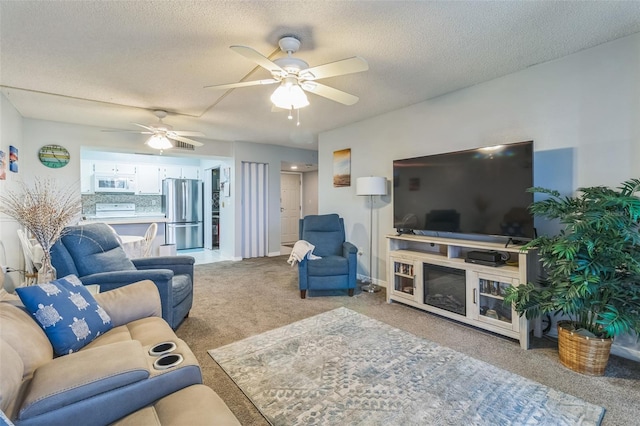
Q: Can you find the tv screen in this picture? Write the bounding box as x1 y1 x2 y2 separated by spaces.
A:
393 141 534 239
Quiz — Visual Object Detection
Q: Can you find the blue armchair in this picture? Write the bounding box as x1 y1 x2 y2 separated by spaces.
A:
51 223 194 329
298 214 357 298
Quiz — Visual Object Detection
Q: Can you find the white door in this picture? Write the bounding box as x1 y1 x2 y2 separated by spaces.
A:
241 162 268 258
280 173 301 244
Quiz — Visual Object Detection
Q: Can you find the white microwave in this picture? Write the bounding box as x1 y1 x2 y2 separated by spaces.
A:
94 174 136 193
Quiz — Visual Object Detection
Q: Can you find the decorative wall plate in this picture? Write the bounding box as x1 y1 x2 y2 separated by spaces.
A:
38 144 70 168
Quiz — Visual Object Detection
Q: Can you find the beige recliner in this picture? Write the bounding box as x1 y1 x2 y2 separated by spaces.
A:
0 280 240 425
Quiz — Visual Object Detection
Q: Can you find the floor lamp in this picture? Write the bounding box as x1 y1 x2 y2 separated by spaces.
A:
356 176 387 293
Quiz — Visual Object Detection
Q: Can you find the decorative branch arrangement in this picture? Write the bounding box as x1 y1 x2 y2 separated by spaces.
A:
0 178 81 282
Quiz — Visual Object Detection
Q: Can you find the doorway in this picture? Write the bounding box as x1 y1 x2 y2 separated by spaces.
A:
203 166 221 251
211 168 220 248
280 172 301 244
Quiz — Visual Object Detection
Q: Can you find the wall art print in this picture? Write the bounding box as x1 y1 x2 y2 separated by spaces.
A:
9 146 18 173
333 148 351 187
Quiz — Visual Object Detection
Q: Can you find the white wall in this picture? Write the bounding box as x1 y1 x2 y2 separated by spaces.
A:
0 94 24 292
318 33 640 359
6 115 317 264
302 170 318 216
319 32 640 287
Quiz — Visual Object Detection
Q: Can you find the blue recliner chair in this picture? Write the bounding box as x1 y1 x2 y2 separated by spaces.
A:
51 223 194 329
298 214 357 299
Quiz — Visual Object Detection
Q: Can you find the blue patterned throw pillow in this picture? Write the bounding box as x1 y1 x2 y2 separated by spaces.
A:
16 275 113 355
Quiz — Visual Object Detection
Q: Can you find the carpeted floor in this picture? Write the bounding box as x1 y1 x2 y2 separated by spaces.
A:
176 256 640 426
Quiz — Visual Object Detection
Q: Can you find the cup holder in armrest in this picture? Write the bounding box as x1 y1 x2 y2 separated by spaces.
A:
153 353 184 370
149 341 177 357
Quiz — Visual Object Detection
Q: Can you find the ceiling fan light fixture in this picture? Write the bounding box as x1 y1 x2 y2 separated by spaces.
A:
146 134 173 150
270 78 309 110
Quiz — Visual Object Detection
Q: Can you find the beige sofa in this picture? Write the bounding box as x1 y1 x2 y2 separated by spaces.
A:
0 280 240 426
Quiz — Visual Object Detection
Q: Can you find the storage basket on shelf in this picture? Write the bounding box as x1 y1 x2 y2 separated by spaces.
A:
557 321 613 376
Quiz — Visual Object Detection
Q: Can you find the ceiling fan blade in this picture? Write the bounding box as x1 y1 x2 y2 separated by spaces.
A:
172 130 206 137
101 129 152 134
301 82 360 106
204 78 277 90
132 123 157 132
168 134 204 147
230 45 285 75
300 56 369 81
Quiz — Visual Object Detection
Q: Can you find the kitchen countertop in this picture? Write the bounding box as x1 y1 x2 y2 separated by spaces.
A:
80 215 167 225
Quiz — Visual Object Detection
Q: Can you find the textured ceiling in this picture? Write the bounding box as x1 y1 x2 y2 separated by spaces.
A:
1 1 640 151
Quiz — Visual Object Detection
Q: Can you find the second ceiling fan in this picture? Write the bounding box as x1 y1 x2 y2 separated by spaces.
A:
205 36 368 110
103 110 205 150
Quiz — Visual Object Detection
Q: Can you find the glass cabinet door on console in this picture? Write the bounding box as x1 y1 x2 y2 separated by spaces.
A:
389 257 420 301
473 272 519 332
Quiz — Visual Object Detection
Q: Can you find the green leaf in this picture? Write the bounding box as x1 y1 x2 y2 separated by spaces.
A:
518 178 640 338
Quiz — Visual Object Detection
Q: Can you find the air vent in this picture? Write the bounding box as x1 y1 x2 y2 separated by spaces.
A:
173 141 195 151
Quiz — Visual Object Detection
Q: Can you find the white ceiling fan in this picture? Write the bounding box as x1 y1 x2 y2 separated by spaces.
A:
103 110 204 150
205 36 369 110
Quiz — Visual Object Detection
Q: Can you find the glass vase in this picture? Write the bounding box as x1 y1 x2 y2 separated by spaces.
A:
37 252 56 284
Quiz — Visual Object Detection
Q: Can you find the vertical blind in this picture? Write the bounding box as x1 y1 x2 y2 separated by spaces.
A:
241 162 269 258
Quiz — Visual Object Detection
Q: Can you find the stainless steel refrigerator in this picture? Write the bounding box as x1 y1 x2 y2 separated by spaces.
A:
163 178 204 250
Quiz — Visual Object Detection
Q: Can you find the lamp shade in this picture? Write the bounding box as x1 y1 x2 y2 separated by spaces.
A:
146 134 173 150
270 77 310 110
356 176 387 196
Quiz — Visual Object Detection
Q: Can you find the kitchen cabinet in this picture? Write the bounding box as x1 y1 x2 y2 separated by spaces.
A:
79 157 201 196
93 161 137 175
181 166 200 180
80 160 94 193
162 166 200 180
162 166 182 179
136 165 162 194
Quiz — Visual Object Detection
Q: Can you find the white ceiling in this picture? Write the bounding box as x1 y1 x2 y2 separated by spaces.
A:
2 1 640 151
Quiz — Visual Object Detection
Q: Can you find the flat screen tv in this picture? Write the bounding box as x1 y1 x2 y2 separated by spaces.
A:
393 141 534 240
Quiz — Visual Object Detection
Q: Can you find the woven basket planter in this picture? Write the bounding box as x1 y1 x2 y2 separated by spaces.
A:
557 320 613 376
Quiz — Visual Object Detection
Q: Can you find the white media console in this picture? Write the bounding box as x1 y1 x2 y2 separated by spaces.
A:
386 234 540 349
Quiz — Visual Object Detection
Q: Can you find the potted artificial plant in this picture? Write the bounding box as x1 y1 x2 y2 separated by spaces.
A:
504 178 640 375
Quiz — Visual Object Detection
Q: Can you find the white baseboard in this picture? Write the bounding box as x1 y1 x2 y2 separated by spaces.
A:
611 344 640 362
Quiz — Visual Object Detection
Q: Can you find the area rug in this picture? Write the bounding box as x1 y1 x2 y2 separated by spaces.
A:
209 307 605 425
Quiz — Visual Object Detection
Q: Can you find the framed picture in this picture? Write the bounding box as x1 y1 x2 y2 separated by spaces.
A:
333 148 351 187
9 145 18 173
